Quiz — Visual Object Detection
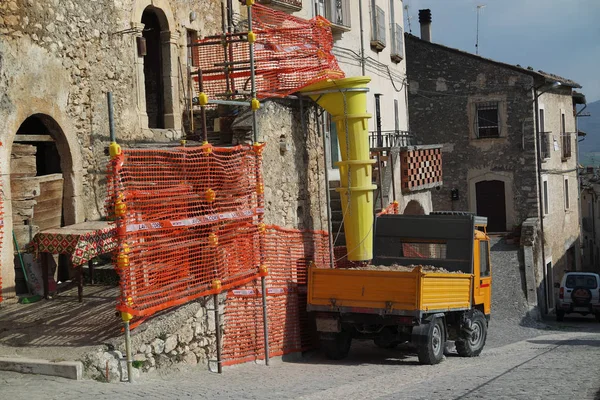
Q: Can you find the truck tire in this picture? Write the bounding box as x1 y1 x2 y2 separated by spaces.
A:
556 310 565 322
456 310 487 357
321 331 352 360
417 318 445 365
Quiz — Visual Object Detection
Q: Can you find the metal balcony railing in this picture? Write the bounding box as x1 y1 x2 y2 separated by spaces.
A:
256 0 302 11
369 130 414 150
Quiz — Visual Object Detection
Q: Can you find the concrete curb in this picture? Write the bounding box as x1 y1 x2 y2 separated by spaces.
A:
0 357 83 380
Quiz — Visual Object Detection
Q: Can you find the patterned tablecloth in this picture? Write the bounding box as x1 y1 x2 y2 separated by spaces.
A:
28 221 117 267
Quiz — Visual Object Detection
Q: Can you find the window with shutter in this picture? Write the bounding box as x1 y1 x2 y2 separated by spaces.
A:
391 23 403 63
370 4 386 51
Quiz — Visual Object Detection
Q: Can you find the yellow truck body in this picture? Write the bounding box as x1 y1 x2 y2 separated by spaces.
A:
308 268 473 314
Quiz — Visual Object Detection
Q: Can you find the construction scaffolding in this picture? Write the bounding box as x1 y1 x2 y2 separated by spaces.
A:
191 3 344 102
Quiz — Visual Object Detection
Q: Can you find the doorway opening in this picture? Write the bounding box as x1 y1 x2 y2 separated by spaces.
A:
142 6 168 129
475 180 507 232
11 115 67 293
403 200 425 215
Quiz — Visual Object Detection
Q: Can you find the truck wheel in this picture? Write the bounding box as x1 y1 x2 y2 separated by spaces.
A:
456 310 487 357
417 318 445 365
556 310 565 322
321 331 352 360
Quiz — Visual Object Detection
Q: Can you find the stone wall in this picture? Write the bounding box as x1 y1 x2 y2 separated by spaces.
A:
405 35 539 230
233 100 328 231
84 294 224 381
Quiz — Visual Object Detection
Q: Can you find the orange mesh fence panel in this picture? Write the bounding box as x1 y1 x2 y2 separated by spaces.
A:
107 144 265 320
193 3 344 100
377 201 400 217
222 226 330 366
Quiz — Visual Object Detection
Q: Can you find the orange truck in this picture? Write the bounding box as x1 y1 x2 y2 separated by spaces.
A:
307 212 491 365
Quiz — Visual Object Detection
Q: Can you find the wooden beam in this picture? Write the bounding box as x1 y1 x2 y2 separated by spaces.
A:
13 134 54 142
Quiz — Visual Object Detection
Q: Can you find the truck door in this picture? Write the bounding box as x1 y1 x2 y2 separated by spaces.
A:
474 239 492 315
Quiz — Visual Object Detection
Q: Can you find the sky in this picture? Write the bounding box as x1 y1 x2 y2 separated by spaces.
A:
404 0 600 102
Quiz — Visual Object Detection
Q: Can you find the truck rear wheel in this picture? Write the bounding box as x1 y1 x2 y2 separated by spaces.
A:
417 318 445 365
321 331 352 360
456 310 487 357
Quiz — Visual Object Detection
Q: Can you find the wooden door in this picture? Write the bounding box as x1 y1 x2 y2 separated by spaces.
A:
476 180 506 232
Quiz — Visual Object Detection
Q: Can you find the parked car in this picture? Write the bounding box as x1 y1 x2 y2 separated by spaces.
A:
555 272 600 321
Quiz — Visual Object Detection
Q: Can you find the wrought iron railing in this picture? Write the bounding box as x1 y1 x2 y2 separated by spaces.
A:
256 0 302 11
369 130 414 149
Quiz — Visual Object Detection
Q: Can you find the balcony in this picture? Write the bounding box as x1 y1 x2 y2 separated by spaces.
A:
369 130 414 150
317 0 351 33
256 0 302 12
400 145 443 193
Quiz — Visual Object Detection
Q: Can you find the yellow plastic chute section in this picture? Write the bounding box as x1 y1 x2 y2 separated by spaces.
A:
300 77 376 261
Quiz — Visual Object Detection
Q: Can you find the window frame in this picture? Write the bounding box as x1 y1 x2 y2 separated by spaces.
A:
539 106 551 160
479 240 491 277
561 111 571 160
564 177 570 210
542 175 549 215
475 102 500 139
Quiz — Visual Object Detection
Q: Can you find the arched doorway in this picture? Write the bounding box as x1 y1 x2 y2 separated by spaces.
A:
142 6 169 129
11 115 70 293
475 180 506 232
403 200 425 215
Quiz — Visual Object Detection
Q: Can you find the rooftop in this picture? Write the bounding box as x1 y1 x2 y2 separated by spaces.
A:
405 34 582 89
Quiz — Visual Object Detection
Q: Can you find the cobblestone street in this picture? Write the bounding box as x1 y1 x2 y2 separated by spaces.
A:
2 318 599 400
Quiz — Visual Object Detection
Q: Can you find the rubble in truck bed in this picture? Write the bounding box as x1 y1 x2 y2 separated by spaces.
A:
341 264 462 273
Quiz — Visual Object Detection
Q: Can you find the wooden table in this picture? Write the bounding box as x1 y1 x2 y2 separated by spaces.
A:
27 221 117 302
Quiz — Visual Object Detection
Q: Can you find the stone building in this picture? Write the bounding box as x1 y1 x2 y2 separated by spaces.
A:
0 0 330 301
580 168 600 273
405 11 586 315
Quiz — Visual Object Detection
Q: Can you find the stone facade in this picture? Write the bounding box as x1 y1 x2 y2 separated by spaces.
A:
84 294 224 381
405 33 583 315
0 1 328 300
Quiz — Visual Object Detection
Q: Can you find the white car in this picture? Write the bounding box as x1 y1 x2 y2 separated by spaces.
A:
555 272 600 322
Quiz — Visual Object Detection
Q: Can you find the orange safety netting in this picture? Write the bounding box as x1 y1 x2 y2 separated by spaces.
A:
193 3 344 100
221 225 330 366
106 143 265 321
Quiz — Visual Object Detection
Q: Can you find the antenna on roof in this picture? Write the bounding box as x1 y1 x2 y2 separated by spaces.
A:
404 4 413 33
476 4 486 55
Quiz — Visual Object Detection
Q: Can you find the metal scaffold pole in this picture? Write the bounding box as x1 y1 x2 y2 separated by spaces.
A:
246 0 269 367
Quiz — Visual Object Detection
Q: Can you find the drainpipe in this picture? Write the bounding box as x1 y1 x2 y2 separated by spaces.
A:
533 87 548 315
358 0 366 75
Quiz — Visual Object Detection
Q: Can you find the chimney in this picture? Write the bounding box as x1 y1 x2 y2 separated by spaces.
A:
419 9 432 42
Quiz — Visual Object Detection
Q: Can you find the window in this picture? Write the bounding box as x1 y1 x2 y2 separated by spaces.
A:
539 108 551 159
187 30 199 67
475 102 500 138
564 178 570 209
479 241 490 277
565 274 598 289
561 112 571 159
317 0 351 31
401 242 447 259
543 177 549 215
390 23 404 63
370 3 386 51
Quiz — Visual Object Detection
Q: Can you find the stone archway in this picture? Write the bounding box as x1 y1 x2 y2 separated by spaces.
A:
403 200 425 215
468 170 515 232
131 0 181 131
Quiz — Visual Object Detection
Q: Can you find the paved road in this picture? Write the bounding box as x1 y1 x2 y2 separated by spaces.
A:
2 319 599 400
